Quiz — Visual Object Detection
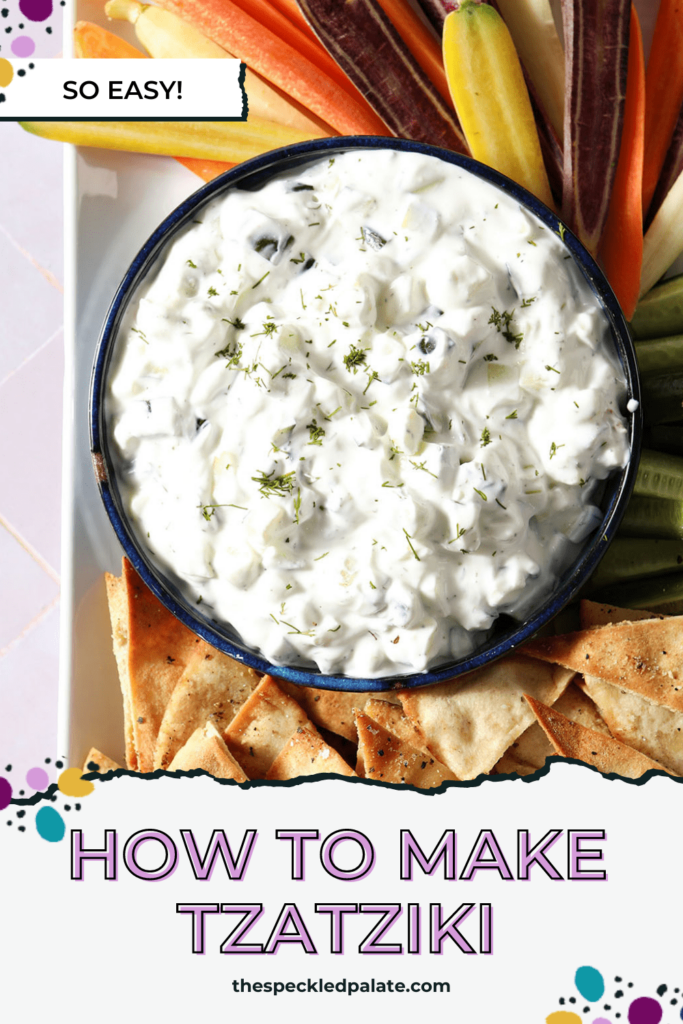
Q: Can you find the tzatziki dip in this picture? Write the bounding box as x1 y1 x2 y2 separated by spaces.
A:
108 148 630 678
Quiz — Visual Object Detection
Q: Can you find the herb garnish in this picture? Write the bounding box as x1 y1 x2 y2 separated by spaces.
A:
306 419 325 446
489 307 523 349
403 528 420 561
343 344 367 373
549 441 565 459
252 470 296 497
480 427 492 447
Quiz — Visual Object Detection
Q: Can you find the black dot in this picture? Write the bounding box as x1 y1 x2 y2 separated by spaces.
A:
615 977 622 983
4 765 11 772
45 758 51 764
28 62 34 68
615 991 624 999
64 805 71 811
18 69 25 76
583 1008 590 1014
569 998 576 1004
559 999 565 1006
56 760 64 769
4 26 11 31
18 826 25 832
0 8 7 15
604 1006 611 1011
18 21 23 26
672 1000 678 1006
50 795 57 802
19 790 24 796
75 803 81 811
657 985 668 997
46 25 51 32
16 810 25 819
0 94 5 103
6 820 11 825
628 983 633 988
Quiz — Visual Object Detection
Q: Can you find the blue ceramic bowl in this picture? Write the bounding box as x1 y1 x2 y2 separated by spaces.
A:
90 136 642 692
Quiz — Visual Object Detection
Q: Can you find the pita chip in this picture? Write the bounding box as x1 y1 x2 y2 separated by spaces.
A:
266 726 356 780
579 599 663 628
399 654 574 779
279 684 398 742
524 695 678 778
113 559 210 772
494 683 611 776
83 748 122 774
105 571 136 770
169 721 248 781
364 699 441 755
523 615 683 713
154 647 260 770
355 710 457 787
224 675 313 778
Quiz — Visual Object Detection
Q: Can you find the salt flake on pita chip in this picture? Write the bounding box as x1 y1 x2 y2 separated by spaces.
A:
355 709 458 787
523 615 683 713
266 726 356 780
398 654 574 780
169 721 249 781
154 646 260 770
524 695 678 778
224 675 313 778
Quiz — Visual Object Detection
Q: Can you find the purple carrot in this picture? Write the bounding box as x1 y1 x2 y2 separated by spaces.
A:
415 0 456 34
647 102 683 229
560 0 631 254
297 0 468 153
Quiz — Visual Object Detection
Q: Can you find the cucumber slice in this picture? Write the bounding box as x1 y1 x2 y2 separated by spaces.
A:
645 425 683 456
631 274 683 338
635 448 683 500
641 371 683 424
591 572 683 612
588 537 683 591
635 334 683 374
619 495 683 539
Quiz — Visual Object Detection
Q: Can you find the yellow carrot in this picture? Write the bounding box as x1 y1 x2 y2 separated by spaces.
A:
104 0 331 135
442 1 554 210
640 170 683 299
20 119 324 162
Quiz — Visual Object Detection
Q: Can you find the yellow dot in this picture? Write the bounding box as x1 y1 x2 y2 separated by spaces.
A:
0 59 13 89
58 767 95 798
546 1014 582 1024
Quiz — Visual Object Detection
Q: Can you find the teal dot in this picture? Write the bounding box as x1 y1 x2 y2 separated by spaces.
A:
35 806 65 842
575 966 605 1002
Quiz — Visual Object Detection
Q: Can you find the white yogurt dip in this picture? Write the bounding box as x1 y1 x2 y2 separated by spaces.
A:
108 148 630 677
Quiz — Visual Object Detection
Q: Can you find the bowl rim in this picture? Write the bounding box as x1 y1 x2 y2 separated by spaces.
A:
90 135 642 693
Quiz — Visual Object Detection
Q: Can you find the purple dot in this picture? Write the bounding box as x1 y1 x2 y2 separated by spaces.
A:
11 34 34 55
593 1019 612 1024
26 767 49 791
0 777 12 810
18 0 52 21
628 998 663 1024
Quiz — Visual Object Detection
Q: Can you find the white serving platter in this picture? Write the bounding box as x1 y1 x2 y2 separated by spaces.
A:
58 144 202 767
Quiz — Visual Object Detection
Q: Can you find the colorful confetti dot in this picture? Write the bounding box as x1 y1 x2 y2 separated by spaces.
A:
547 1014 582 1024
35 806 65 843
26 766 49 791
58 767 94 798
11 34 34 55
593 1019 612 1024
19 0 52 20
576 967 606 1003
0 777 12 810
0 57 13 87
628 998 663 1024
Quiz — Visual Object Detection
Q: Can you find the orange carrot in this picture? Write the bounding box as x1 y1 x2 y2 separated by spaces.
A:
156 0 389 136
375 0 451 105
226 0 368 102
600 5 645 321
73 20 147 58
263 0 320 44
176 157 235 181
642 0 683 215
